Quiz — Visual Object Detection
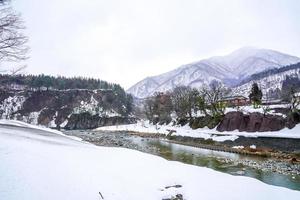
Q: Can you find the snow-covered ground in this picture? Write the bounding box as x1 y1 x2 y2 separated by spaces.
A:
96 121 239 142
0 119 82 141
225 104 290 117
1 121 300 199
96 120 300 140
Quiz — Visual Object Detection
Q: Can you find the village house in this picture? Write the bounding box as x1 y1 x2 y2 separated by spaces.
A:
220 95 249 107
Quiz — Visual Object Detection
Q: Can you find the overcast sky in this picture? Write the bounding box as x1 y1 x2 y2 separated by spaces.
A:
12 0 300 89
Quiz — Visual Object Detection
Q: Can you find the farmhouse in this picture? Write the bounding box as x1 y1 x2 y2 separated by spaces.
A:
220 95 249 107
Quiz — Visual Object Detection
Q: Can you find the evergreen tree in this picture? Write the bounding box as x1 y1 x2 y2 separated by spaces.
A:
249 83 262 108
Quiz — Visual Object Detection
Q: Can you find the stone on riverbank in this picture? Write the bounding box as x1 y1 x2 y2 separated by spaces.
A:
217 112 286 132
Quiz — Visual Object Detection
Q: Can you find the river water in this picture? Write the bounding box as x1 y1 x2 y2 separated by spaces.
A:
64 130 300 191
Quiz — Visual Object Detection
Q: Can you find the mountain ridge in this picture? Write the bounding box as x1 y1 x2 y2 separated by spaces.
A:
232 62 300 98
128 47 300 98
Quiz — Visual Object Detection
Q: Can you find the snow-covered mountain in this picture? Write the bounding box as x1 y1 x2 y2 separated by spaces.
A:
128 47 300 98
232 64 300 98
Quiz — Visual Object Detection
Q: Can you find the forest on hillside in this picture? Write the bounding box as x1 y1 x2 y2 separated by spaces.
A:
239 62 300 85
0 74 134 116
0 74 120 90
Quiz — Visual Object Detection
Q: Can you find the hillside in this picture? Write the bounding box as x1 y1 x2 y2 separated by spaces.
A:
0 89 135 129
232 62 300 98
128 47 300 98
0 74 121 90
0 74 135 129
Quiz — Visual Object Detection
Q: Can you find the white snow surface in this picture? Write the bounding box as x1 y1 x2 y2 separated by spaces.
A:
224 104 290 117
0 120 299 200
232 146 245 149
96 120 300 139
0 119 82 142
97 120 239 142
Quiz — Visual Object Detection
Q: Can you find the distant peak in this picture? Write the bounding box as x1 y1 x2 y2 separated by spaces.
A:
236 46 259 51
128 46 300 98
229 46 260 55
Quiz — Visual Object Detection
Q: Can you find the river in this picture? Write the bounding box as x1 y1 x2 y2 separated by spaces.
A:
64 130 300 191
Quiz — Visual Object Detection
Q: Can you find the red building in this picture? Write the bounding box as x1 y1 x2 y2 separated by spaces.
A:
221 96 249 107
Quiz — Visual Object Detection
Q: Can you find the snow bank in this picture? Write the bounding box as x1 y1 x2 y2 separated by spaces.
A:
96 121 238 142
96 120 300 140
0 120 299 200
0 119 82 141
225 104 289 117
212 125 300 139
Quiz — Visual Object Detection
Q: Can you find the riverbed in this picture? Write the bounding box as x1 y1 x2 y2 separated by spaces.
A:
64 130 300 191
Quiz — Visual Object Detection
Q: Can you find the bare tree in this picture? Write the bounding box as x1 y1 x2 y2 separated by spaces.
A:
201 81 229 117
144 92 173 123
171 86 197 118
0 0 28 62
144 96 156 122
9 64 26 75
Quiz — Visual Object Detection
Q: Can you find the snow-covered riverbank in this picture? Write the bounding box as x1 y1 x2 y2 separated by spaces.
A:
1 121 300 200
96 120 300 141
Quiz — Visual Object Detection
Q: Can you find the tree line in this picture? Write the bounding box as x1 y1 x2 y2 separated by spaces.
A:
0 73 134 116
143 81 230 125
0 74 122 90
143 80 300 125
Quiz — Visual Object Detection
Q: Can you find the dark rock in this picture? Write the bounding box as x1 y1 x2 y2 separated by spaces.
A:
239 115 250 132
38 108 56 126
217 112 244 132
246 112 263 132
65 112 136 130
217 111 288 132
55 107 72 126
286 111 300 129
259 115 285 132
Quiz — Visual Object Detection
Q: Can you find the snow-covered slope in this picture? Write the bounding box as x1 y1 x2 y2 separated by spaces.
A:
1 121 300 200
128 47 300 98
0 89 129 128
232 67 300 97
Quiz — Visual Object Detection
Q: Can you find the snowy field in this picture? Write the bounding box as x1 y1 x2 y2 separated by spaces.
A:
96 120 300 141
0 121 300 200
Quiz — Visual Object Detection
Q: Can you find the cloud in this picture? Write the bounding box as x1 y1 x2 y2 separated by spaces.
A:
13 0 300 89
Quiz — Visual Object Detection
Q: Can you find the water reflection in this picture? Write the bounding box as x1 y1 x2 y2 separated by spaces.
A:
133 138 300 191
64 130 300 191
